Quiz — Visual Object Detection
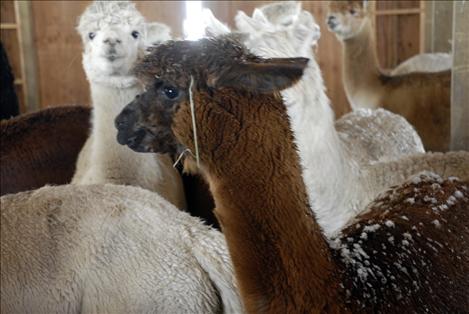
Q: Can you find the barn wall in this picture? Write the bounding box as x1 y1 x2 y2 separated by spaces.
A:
1 1 432 119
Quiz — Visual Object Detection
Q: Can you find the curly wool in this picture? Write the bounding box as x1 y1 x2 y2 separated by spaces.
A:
77 1 145 40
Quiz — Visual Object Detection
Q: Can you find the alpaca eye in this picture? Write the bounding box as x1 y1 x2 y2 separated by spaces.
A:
163 86 179 99
350 9 357 15
131 31 140 39
88 32 96 40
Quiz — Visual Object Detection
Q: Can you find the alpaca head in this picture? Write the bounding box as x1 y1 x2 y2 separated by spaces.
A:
115 37 307 163
77 1 171 84
255 1 302 27
327 0 370 40
235 4 320 59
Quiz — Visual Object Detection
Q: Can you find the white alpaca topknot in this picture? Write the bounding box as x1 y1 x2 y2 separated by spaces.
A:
77 1 145 40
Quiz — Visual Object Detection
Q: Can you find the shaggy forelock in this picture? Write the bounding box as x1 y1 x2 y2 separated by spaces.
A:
135 36 261 86
77 1 145 37
259 1 301 26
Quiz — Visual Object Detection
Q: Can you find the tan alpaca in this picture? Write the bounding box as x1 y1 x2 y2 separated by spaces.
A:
327 1 451 152
116 37 469 313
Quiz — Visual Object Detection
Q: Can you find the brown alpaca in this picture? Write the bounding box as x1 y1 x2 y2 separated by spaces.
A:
115 37 469 313
327 1 451 152
0 106 91 196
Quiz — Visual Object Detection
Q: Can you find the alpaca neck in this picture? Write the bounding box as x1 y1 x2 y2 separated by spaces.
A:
283 57 359 237
342 19 383 109
89 80 141 161
204 95 340 312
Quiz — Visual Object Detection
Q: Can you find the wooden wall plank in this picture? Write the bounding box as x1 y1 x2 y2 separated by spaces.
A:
31 0 90 107
0 29 21 79
135 1 185 37
16 1 40 112
376 13 421 69
450 1 469 150
425 1 453 53
376 0 420 10
0 0 16 24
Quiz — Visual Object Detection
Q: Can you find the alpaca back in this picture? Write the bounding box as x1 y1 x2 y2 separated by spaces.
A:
0 184 242 313
336 108 424 165
390 52 452 76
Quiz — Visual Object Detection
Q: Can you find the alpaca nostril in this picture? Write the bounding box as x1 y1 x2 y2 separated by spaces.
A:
116 120 126 129
115 115 128 130
327 16 338 29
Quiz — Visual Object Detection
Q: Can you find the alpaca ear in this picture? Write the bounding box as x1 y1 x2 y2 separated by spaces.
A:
145 22 171 47
235 11 266 33
252 9 269 24
259 1 302 25
293 11 321 48
203 8 231 37
208 58 308 94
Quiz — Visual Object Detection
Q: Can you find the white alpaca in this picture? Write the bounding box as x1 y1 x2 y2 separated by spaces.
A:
0 184 243 313
204 4 469 237
390 52 452 76
72 1 185 209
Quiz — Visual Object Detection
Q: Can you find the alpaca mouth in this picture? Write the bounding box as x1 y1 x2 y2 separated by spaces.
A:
117 128 148 152
107 54 123 62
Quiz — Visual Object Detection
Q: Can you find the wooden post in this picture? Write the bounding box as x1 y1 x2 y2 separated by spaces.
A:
15 0 40 112
425 1 453 53
450 1 469 150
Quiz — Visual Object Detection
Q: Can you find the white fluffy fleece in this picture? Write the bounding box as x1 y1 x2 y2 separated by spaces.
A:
0 184 243 313
72 1 185 209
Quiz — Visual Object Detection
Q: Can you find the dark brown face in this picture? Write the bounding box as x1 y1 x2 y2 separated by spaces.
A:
115 37 308 162
115 78 186 155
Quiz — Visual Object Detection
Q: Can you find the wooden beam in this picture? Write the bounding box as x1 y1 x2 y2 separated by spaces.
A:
0 23 17 29
15 0 40 112
419 0 426 53
375 8 423 16
450 1 469 150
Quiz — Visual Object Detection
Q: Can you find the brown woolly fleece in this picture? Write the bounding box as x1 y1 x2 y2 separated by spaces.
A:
116 36 469 313
0 106 91 196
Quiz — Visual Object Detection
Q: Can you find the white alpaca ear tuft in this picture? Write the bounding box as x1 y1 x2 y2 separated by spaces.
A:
145 22 171 47
258 1 302 26
235 11 265 33
294 11 321 46
202 8 231 37
252 9 269 24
